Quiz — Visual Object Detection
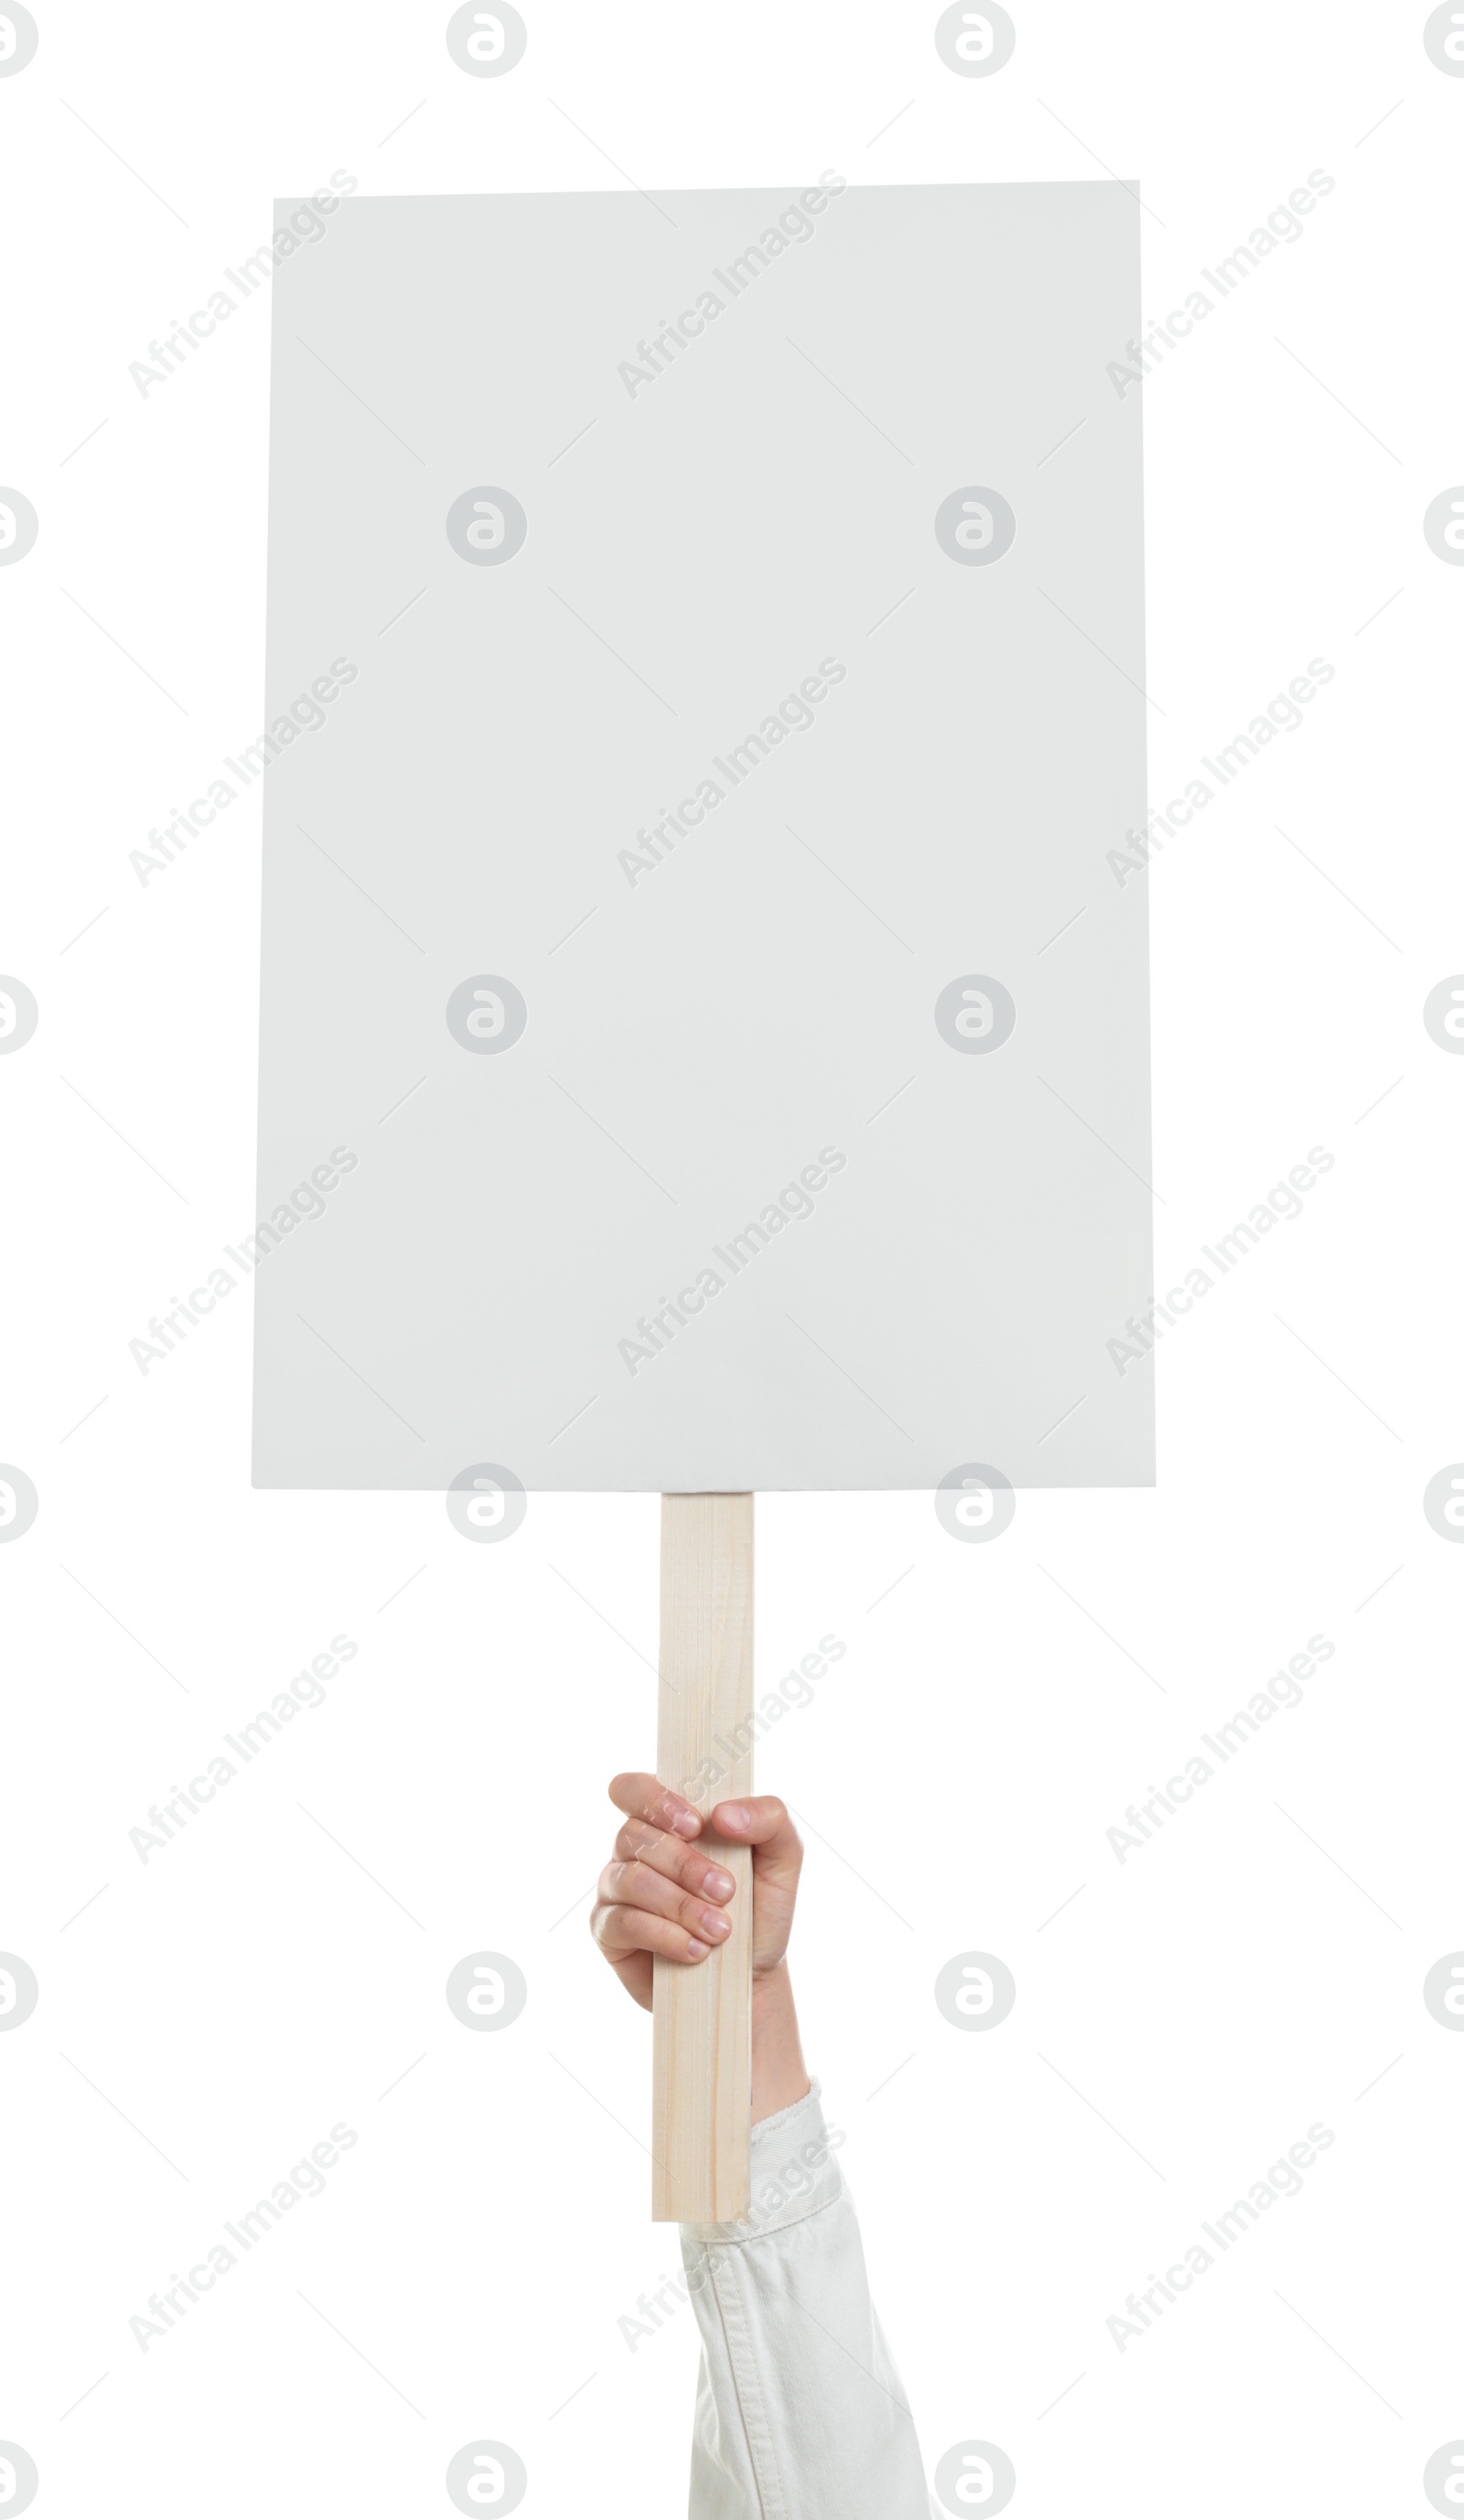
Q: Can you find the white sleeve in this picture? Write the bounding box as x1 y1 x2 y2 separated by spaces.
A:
678 2081 939 2520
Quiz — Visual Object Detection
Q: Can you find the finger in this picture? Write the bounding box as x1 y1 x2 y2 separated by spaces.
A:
612 1817 737 1903
591 1901 714 1965
597 1858 734 1946
606 1948 653 2011
608 1770 702 1839
708 1794 802 1869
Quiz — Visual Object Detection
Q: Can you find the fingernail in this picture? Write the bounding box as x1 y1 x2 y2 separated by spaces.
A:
704 1866 735 1899
670 1807 701 1837
719 1804 749 1830
701 1908 731 1939
686 1937 708 1958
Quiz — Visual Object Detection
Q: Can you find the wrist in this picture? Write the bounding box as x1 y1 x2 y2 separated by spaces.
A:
750 1960 810 2123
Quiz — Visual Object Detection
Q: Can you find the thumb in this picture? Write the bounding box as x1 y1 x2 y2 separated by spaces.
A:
709 1795 802 1883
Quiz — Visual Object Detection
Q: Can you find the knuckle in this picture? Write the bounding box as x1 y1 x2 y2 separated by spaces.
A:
617 1818 661 1866
602 1904 640 1954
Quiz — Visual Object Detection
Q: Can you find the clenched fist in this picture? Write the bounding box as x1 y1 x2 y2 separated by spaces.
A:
590 1772 810 2122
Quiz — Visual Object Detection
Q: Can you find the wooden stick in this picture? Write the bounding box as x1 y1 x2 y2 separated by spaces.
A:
651 1493 754 2224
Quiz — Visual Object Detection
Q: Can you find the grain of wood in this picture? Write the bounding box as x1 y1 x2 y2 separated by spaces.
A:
651 1493 754 2224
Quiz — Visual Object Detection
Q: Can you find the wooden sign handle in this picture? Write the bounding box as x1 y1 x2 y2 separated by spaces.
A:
651 1493 754 2223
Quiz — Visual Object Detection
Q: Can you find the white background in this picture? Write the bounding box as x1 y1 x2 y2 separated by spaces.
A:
3 4 1462 2515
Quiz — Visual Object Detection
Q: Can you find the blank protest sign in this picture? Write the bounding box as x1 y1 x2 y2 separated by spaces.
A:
252 181 1152 1494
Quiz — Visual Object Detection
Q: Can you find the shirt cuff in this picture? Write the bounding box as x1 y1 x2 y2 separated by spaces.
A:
684 2077 845 2245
